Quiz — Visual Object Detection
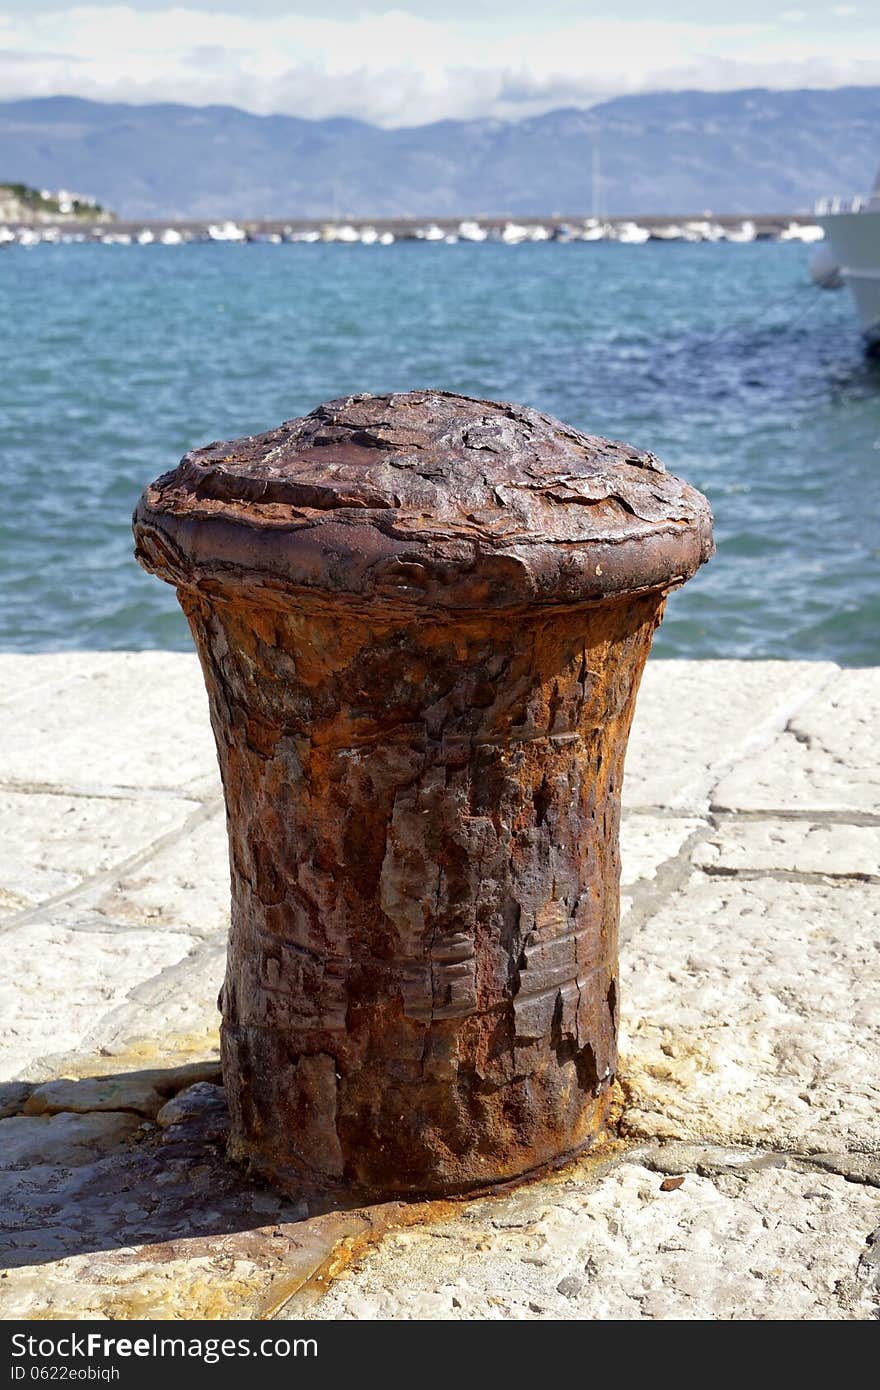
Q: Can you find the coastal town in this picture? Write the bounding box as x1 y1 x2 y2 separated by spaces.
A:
0 184 826 247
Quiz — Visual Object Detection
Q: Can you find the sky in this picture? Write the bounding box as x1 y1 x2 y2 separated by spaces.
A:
1 1 879 126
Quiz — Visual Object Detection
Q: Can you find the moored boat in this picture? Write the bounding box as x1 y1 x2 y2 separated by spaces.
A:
814 169 880 353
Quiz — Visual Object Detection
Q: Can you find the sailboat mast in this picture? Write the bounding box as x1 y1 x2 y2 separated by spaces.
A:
591 135 602 219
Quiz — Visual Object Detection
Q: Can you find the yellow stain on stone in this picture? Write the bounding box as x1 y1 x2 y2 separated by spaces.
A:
2 1041 631 1320
41 1031 221 1083
3 1251 290 1321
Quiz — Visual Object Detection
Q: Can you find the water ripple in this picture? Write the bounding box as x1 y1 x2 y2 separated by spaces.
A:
1 240 878 662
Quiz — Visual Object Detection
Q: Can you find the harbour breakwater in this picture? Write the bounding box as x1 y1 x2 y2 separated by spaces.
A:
0 213 824 248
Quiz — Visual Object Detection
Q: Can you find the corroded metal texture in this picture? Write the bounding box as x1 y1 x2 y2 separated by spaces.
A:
133 391 713 1200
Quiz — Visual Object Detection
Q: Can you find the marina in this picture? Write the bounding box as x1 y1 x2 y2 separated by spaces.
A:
0 213 825 249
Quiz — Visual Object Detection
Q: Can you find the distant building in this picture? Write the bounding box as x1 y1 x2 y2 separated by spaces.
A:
0 183 111 223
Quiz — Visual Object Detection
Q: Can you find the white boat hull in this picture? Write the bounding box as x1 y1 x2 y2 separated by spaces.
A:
816 208 880 350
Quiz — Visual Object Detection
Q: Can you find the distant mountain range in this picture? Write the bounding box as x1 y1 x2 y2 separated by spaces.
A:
1 88 878 220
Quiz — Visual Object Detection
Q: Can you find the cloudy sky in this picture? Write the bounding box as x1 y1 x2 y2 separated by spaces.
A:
1 1 878 125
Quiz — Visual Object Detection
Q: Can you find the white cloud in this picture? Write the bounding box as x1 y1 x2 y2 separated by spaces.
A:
0 6 878 124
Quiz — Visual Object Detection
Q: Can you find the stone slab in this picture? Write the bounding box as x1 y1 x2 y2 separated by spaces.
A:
23 1075 167 1119
713 668 880 815
0 653 220 796
0 1073 442 1321
0 920 195 1082
0 1112 142 1168
92 807 230 937
0 654 106 708
620 816 705 888
0 1227 349 1321
0 790 201 920
619 873 880 1154
38 939 228 1080
624 660 838 811
301 1160 880 1321
619 814 707 925
0 653 876 1322
694 820 880 878
0 654 843 810
0 1083 32 1120
156 1082 227 1131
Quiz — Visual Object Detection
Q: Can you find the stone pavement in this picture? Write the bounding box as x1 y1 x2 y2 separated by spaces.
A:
0 653 877 1320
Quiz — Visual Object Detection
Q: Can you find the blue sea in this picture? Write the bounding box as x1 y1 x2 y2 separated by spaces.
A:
1 240 878 662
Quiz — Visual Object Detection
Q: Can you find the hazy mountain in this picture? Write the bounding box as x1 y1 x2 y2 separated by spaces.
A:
1 88 878 220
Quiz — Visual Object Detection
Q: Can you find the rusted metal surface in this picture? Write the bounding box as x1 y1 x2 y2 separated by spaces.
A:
134 391 713 1201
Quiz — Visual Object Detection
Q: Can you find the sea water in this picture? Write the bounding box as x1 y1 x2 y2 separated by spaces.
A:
1 239 878 662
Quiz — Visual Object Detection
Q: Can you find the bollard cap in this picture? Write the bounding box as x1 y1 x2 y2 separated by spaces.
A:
134 391 713 610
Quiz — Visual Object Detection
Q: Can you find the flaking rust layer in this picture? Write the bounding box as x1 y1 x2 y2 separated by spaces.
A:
134 391 712 1199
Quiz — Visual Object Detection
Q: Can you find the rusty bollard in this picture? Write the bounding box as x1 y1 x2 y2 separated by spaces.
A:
133 391 712 1200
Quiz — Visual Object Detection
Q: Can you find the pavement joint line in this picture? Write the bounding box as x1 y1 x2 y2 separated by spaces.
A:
628 1140 880 1187
269 1139 880 1318
709 805 880 826
0 668 88 709
698 866 880 884
29 939 225 1075
0 797 226 936
620 822 714 946
122 934 220 999
618 796 879 943
0 779 220 802
23 918 221 941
